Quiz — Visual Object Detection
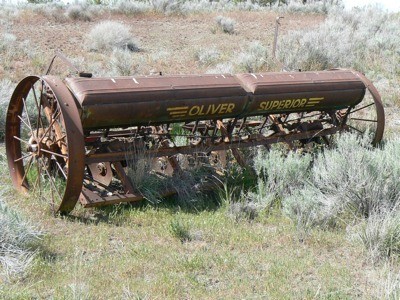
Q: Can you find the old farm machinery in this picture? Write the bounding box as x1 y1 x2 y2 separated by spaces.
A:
6 65 384 214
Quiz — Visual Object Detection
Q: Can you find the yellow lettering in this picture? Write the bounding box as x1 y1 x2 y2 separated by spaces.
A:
284 100 292 109
219 103 228 114
258 102 267 110
227 103 235 113
181 97 322 116
211 104 221 114
198 105 205 116
265 101 273 110
255 97 322 112
189 106 200 116
271 101 280 109
292 99 301 108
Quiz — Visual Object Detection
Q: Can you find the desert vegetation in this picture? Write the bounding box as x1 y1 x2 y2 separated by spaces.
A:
0 0 400 298
215 15 236 34
85 20 140 52
0 150 42 283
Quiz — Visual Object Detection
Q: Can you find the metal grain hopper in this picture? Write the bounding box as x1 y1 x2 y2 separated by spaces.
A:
6 68 384 214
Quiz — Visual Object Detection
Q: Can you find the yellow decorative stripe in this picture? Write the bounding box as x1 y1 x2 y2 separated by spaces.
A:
170 111 188 115
167 107 189 111
309 97 324 101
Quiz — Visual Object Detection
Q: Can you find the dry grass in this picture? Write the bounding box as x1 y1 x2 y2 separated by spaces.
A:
0 190 381 299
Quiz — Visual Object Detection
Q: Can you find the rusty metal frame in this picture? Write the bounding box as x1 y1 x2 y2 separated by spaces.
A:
85 126 341 165
5 68 385 214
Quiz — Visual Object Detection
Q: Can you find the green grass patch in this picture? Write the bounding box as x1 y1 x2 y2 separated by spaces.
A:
0 205 374 299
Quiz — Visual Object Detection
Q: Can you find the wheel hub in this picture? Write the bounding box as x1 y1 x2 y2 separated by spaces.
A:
27 136 39 155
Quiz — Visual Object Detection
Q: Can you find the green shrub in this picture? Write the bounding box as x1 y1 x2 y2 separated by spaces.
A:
26 0 50 4
126 145 165 205
245 134 400 243
228 199 260 221
0 32 16 52
0 199 42 281
273 0 342 14
85 21 139 52
236 41 273 72
66 5 92 22
278 6 400 79
215 15 235 34
351 209 400 261
169 218 192 242
253 147 312 199
0 79 15 141
282 185 340 238
108 49 141 76
195 47 221 66
311 135 400 217
206 62 234 74
111 0 150 15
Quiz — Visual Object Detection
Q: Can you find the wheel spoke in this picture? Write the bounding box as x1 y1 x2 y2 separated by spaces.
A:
39 159 63 202
54 160 67 179
21 97 34 132
32 82 46 137
37 103 44 138
347 124 364 134
38 110 61 144
349 117 377 123
40 81 44 103
40 148 68 159
13 135 30 145
17 115 33 132
36 158 41 196
349 103 374 114
54 134 66 145
14 153 32 163
31 82 40 111
20 156 34 186
52 106 60 119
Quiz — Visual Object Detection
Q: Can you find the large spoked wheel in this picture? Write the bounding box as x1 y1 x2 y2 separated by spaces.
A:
6 76 85 214
342 72 385 145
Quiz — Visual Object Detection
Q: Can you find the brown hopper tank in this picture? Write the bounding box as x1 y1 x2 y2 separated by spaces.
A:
65 70 366 129
65 74 248 129
236 69 366 116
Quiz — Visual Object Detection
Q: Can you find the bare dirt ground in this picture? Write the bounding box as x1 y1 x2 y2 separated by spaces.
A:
3 10 324 80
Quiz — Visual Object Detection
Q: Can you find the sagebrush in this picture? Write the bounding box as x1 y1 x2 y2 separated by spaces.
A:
0 198 42 282
244 134 400 259
85 21 139 52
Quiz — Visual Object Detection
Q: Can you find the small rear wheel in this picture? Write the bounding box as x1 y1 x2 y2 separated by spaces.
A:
343 72 385 145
